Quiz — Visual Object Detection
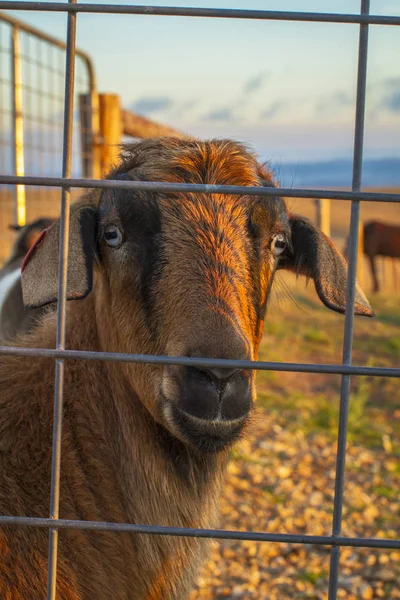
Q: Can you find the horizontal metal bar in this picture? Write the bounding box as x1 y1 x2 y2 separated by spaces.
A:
1 174 400 203
0 11 96 90
0 346 399 377
0 516 398 549
1 3 400 26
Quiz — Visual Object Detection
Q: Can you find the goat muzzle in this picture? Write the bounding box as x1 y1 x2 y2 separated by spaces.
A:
160 354 253 452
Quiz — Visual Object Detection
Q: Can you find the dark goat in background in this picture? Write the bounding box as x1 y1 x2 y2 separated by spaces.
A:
344 221 400 293
0 217 55 339
363 221 400 293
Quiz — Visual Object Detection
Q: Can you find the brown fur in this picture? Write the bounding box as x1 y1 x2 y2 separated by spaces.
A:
0 305 224 599
0 138 372 600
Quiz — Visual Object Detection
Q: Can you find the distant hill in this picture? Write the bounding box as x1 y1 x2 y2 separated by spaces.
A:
275 158 400 189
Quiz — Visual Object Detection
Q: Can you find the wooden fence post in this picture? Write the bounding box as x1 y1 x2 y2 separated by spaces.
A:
357 221 364 287
392 259 399 293
122 109 184 139
11 25 26 226
314 198 331 238
99 93 122 177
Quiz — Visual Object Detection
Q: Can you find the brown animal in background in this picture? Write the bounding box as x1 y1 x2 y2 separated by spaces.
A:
363 221 400 293
0 218 55 340
0 138 373 600
344 221 400 293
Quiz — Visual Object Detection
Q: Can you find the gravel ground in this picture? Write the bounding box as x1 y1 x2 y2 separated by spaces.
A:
189 409 399 600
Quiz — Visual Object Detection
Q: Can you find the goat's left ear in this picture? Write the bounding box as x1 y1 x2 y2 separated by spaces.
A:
21 202 97 309
278 214 374 317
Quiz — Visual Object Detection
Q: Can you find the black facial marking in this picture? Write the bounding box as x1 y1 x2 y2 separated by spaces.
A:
79 208 97 296
102 175 165 327
246 195 290 323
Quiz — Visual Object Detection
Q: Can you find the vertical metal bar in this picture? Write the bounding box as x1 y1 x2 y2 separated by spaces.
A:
328 1 370 599
11 23 26 226
46 1 77 599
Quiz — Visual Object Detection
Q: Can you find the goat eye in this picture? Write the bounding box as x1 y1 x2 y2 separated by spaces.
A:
104 226 123 248
270 233 286 256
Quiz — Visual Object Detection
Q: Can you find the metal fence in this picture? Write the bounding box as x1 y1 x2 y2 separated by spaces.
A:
0 2 399 600
0 10 95 263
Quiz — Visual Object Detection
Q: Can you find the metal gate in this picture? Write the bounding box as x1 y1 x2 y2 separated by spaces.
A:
0 10 95 263
0 2 399 600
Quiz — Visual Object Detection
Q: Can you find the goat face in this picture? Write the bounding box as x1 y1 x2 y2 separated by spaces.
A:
21 138 373 453
97 184 286 452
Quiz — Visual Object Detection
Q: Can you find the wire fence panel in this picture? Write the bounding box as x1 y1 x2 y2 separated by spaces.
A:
0 11 95 264
0 3 399 600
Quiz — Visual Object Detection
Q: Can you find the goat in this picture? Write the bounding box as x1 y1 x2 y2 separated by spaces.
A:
344 220 400 293
0 218 55 340
362 221 400 293
0 138 373 600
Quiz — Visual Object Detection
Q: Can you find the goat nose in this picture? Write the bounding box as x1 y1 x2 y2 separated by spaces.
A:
178 365 252 422
203 367 241 381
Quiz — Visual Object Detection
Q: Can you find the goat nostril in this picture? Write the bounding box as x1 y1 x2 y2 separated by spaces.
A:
187 366 241 387
206 367 241 381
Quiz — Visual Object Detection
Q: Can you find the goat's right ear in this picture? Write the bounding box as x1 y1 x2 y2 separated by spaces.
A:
21 204 97 309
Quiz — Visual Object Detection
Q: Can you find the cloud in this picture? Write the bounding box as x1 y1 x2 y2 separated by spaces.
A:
204 107 236 122
381 78 400 112
243 71 270 95
385 92 400 111
129 96 173 114
384 77 400 88
201 71 270 123
127 96 198 123
315 91 352 115
181 99 197 113
260 100 287 120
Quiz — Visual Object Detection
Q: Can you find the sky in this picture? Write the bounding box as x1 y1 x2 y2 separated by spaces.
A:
4 0 400 174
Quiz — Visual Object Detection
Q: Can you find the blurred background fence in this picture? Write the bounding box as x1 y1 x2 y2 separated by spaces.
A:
0 11 95 262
